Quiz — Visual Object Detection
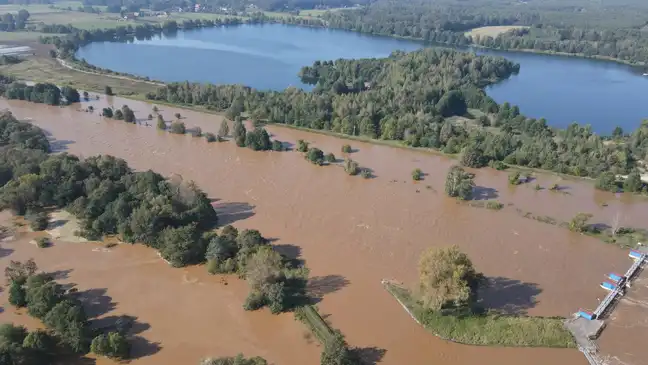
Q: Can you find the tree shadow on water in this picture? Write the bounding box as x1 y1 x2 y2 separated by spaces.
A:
478 277 541 315
0 246 13 258
129 336 162 360
48 269 73 280
213 202 255 226
91 315 150 336
351 347 387 365
50 139 75 152
73 288 117 319
472 186 499 200
272 243 302 261
307 275 350 303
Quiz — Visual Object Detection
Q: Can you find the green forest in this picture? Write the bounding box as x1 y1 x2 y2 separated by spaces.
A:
143 48 648 181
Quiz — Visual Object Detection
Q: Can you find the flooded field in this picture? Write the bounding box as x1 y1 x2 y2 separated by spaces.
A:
0 96 647 365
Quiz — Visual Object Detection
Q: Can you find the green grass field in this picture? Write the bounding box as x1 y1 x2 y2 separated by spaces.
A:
384 283 576 348
0 57 157 96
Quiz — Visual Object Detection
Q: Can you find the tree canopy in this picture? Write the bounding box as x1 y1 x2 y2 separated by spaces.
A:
418 246 482 311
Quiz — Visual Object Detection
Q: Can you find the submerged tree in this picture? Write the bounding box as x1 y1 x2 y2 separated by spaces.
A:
218 120 230 138
418 246 481 311
444 165 474 200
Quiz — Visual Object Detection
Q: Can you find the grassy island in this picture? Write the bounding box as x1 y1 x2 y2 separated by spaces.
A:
385 246 576 348
384 283 575 348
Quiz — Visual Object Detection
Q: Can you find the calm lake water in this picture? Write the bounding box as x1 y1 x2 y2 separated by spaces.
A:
76 23 648 134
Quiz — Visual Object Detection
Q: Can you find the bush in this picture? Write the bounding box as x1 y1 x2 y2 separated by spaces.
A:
218 121 229 137
102 108 113 118
91 331 130 360
205 133 217 142
361 168 372 179
297 139 309 152
156 115 166 130
595 171 618 192
147 114 153 120
120 105 135 123
104 86 113 95
325 153 336 163
445 165 474 200
169 122 186 134
113 109 124 120
485 201 504 210
244 128 271 150
306 148 324 165
27 212 48 231
271 140 283 151
341 144 352 153
508 171 522 185
343 158 359 175
193 127 202 137
488 160 508 170
412 168 423 181
36 237 49 248
174 112 181 120
8 281 26 307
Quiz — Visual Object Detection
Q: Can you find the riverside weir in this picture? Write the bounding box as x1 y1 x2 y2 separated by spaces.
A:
565 248 647 365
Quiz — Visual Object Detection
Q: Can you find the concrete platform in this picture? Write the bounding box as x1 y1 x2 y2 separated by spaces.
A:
565 316 605 352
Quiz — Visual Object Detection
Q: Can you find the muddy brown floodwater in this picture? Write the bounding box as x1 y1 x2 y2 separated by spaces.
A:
1 96 647 365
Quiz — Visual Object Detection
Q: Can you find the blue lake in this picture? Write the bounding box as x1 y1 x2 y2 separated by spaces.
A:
76 23 648 134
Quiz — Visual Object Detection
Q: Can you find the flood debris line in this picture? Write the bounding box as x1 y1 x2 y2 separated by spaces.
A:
567 247 647 365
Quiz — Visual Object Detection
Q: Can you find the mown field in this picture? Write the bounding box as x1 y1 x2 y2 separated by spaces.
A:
0 57 157 96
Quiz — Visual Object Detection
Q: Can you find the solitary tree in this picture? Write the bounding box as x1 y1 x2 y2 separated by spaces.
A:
104 86 113 96
297 140 309 152
444 165 474 200
343 158 359 176
306 148 324 165
569 213 593 233
595 171 618 192
102 108 113 118
218 121 230 137
121 105 135 124
623 170 643 193
325 153 336 163
232 119 246 146
412 168 423 181
156 115 166 130
169 122 186 134
418 246 481 311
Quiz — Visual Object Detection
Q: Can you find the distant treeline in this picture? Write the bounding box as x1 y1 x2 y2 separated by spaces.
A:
0 8 29 31
79 0 368 12
319 1 648 65
0 75 81 106
144 48 648 180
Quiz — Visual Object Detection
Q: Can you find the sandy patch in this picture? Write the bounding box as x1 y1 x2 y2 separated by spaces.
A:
46 210 87 243
465 26 529 38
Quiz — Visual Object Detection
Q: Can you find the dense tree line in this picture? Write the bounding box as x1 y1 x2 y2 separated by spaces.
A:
0 111 218 267
472 26 648 65
3 259 130 362
205 225 308 314
315 0 648 65
0 77 81 106
40 17 256 58
0 9 29 31
144 48 648 179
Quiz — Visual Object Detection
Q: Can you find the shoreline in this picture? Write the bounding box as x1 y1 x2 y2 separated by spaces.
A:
382 281 577 348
